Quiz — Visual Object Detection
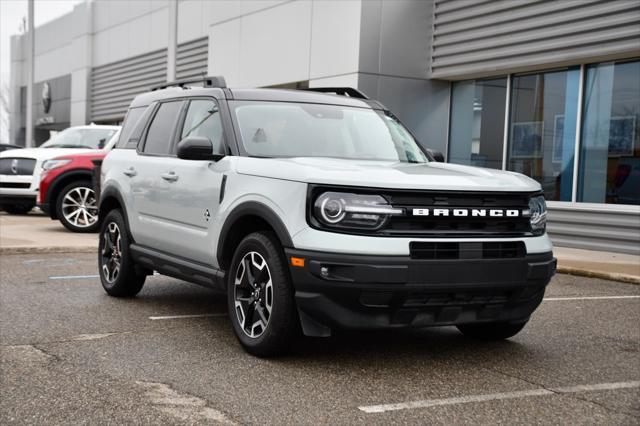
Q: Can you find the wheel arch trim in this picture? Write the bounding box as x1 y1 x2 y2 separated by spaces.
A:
217 201 294 268
98 187 134 241
46 169 94 219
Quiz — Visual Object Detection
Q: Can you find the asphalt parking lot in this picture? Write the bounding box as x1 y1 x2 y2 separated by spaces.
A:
1 252 639 425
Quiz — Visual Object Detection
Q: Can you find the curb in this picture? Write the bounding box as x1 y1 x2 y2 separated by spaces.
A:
557 265 640 285
0 246 97 255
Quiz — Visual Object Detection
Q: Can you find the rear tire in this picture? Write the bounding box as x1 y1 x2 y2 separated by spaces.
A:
98 209 145 297
2 203 34 215
56 180 99 232
227 231 298 357
456 320 528 340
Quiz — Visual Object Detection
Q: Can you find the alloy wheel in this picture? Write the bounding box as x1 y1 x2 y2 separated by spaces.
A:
101 222 122 283
234 251 273 338
62 186 98 228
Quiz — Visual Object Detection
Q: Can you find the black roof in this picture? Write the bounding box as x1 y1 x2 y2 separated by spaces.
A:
129 87 383 110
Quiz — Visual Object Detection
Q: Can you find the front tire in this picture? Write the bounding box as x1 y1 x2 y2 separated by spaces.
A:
98 209 145 297
456 320 528 340
56 180 99 232
227 231 298 357
2 203 34 215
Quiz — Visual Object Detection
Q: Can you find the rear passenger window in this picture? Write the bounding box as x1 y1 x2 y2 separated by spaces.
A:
142 101 183 155
180 100 224 154
116 106 147 149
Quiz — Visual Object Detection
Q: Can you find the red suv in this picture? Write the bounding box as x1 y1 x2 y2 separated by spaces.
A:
38 151 107 232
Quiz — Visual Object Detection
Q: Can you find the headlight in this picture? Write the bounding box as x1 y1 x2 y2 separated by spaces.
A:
528 195 547 235
42 159 72 171
313 192 403 230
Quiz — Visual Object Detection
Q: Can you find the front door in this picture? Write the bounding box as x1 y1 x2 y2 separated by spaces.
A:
136 98 227 264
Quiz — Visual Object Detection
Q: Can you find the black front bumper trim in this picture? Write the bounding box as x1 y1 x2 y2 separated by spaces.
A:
285 248 556 336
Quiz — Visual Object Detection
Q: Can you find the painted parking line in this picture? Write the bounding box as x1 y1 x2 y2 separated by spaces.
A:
543 295 640 301
148 313 227 320
49 274 100 280
358 380 640 414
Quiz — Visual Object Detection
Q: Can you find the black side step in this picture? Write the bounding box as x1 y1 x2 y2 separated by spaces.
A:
130 244 225 292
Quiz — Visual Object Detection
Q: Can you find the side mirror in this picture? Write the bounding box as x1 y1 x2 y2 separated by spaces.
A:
177 136 225 161
427 149 445 162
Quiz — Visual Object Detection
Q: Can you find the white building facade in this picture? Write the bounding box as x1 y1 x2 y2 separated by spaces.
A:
8 0 640 254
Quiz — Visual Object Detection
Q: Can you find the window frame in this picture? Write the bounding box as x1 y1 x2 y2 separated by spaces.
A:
117 105 154 150
173 97 227 157
137 100 186 157
446 57 640 210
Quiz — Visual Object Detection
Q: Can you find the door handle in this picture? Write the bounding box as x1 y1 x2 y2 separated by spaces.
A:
161 171 179 182
123 167 137 177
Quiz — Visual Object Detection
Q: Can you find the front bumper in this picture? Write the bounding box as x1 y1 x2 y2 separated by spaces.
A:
37 202 51 214
0 194 37 206
0 175 38 206
285 248 556 336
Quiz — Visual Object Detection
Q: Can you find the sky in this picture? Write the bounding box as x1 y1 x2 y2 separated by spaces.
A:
0 0 84 142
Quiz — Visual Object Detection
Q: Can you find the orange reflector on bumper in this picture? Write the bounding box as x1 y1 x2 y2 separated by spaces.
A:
290 257 305 267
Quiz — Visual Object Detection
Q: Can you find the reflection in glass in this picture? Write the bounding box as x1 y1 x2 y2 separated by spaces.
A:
448 78 507 169
579 60 640 205
507 69 580 201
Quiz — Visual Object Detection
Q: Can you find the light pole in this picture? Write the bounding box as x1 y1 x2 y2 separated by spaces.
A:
25 0 34 147
167 0 177 82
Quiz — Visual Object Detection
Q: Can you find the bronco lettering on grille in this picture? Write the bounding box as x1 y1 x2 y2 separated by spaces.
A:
412 208 521 217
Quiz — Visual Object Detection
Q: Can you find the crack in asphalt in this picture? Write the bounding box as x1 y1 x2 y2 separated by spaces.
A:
2 343 240 425
484 366 640 419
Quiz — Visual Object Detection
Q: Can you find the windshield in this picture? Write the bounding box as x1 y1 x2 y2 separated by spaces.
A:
232 101 428 163
41 127 117 149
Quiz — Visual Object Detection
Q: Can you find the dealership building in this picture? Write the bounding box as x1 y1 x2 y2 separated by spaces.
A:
8 0 640 253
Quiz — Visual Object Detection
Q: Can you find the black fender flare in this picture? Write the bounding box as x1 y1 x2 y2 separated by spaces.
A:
46 169 94 219
98 187 133 240
217 201 294 267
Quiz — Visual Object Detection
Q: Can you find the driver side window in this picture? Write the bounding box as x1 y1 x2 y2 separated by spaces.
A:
180 99 224 154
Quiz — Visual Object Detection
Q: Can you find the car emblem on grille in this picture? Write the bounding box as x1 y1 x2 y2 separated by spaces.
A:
412 208 523 217
10 159 19 175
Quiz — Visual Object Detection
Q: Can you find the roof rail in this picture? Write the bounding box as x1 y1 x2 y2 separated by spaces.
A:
303 87 369 100
151 76 227 91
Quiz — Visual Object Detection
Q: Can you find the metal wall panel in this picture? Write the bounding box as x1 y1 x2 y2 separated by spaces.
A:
431 0 640 79
90 37 208 122
91 49 167 122
547 205 640 255
176 37 209 80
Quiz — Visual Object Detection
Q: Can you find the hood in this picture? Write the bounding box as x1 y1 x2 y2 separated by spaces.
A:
49 150 108 161
236 157 541 192
0 147 98 161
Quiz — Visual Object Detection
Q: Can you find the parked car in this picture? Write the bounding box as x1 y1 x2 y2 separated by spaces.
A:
0 143 23 152
99 77 555 357
37 137 118 232
0 125 120 215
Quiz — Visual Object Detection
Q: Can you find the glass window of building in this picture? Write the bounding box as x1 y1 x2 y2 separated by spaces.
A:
507 68 580 201
578 60 640 206
448 78 507 169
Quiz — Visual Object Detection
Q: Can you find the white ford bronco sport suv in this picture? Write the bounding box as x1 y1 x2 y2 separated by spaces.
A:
98 77 556 356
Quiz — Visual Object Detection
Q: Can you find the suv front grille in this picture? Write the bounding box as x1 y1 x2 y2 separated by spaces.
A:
0 158 36 176
0 182 31 189
383 190 534 238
